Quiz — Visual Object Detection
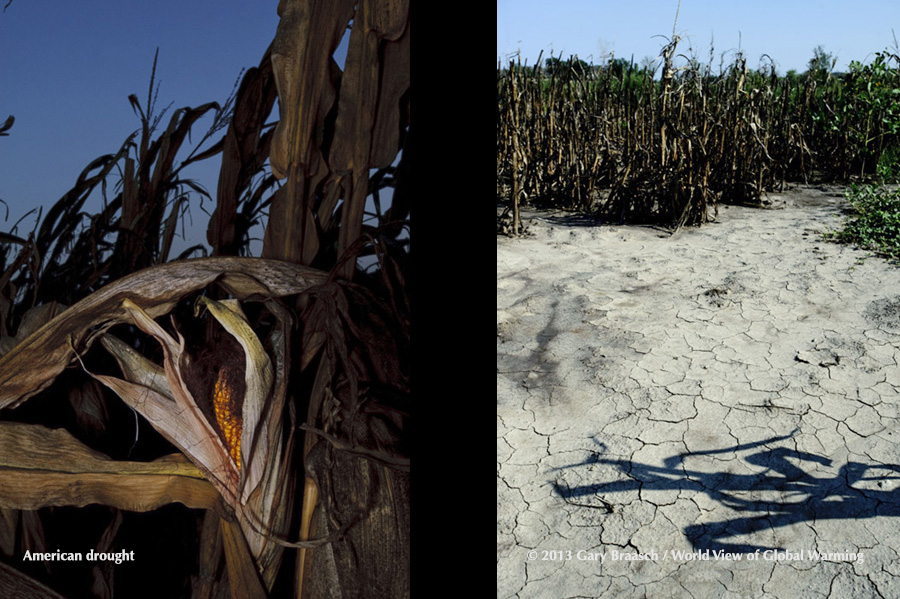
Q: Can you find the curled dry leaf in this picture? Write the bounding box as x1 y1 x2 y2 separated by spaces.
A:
269 0 355 180
0 257 325 410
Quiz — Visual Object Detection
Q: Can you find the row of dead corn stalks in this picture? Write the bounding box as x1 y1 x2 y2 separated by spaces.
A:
498 40 900 231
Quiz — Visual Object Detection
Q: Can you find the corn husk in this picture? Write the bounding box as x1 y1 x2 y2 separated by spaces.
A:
0 256 327 592
91 295 297 592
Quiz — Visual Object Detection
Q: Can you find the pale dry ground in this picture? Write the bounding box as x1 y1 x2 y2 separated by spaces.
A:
497 185 900 598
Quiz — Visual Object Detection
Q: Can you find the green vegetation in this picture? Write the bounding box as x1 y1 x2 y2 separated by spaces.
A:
498 41 900 231
825 79 900 261
827 183 900 261
826 136 900 261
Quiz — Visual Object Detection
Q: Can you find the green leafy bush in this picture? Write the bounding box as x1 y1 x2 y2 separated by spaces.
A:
827 183 900 260
877 144 900 182
827 51 900 177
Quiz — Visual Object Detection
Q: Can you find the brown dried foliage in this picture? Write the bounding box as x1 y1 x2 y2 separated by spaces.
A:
498 39 856 230
0 1 410 597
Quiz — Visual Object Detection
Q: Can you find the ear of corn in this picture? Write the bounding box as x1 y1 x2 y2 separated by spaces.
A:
214 366 243 472
95 295 285 590
195 295 274 505
0 259 325 592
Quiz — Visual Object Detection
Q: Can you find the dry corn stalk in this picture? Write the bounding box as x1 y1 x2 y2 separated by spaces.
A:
267 0 409 275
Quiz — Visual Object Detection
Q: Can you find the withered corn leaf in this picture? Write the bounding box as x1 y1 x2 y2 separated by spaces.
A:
0 257 325 410
0 559 68 599
0 421 215 511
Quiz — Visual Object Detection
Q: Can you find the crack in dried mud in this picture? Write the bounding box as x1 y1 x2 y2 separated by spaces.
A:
498 186 900 598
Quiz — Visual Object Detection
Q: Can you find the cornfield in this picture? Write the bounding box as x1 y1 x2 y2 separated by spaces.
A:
498 40 900 230
0 1 409 599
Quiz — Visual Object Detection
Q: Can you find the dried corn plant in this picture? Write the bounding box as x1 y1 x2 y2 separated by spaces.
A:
0 1 410 597
208 45 281 258
267 0 410 275
267 1 410 598
498 37 900 229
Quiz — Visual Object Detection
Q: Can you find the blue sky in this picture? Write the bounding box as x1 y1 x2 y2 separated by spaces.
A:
0 2 286 253
498 0 900 74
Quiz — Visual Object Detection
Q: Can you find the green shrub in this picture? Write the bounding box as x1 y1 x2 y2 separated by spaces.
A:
877 145 900 183
827 183 900 260
826 51 900 178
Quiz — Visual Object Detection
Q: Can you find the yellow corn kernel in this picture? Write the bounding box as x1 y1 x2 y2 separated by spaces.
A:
213 367 242 472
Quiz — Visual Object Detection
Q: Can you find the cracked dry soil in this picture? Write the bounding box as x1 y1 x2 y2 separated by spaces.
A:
497 185 900 598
